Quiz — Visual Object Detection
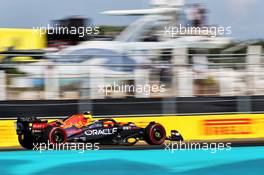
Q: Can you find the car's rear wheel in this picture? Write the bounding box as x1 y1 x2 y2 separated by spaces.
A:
47 127 67 144
18 134 34 149
144 123 166 145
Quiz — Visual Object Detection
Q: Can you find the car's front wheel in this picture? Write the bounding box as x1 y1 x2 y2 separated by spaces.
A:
144 123 166 145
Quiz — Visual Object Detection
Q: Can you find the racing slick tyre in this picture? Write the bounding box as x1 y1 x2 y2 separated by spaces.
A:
18 134 34 149
144 123 166 145
46 127 67 144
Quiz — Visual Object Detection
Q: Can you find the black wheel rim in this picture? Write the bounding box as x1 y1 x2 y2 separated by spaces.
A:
153 128 164 141
150 125 166 143
52 130 65 143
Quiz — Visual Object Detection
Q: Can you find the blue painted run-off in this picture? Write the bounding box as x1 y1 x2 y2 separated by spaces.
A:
0 147 264 175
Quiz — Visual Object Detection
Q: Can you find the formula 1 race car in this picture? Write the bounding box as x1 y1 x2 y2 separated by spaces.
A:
15 112 183 149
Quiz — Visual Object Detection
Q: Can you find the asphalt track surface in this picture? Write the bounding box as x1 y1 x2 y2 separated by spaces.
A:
0 141 264 175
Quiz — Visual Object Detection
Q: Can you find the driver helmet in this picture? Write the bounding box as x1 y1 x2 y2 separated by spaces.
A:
83 111 93 120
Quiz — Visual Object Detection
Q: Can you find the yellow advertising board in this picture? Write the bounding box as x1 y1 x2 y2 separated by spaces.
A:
1 114 264 147
0 28 46 62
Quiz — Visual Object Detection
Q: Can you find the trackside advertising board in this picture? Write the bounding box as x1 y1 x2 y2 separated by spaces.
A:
1 114 264 147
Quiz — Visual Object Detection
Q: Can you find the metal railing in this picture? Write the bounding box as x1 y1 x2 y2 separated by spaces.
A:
0 53 263 100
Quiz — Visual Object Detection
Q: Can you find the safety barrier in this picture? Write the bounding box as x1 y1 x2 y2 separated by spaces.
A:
1 113 264 147
0 96 264 118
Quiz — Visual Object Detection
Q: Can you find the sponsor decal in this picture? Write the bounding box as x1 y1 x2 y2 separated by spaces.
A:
202 118 253 135
19 117 36 122
85 128 118 136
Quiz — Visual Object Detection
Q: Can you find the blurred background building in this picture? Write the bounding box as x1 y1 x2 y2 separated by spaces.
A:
0 0 263 101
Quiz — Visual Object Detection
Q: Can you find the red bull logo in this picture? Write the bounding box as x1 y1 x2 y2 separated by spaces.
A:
62 114 91 129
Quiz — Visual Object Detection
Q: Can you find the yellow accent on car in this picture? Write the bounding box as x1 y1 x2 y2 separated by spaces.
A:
127 138 137 143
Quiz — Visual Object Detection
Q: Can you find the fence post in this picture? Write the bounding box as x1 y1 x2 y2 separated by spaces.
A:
218 69 235 96
78 73 92 113
177 68 193 97
89 71 105 99
0 71 6 100
135 68 150 98
246 45 262 95
44 64 59 99
172 48 193 97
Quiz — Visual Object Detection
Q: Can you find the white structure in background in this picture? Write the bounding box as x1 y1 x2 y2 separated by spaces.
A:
246 45 263 95
88 70 105 99
44 63 59 99
134 69 150 97
0 71 6 100
217 69 237 96
171 48 194 97
177 68 193 97
92 0 229 98
15 0 231 99
207 45 263 96
151 0 185 7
